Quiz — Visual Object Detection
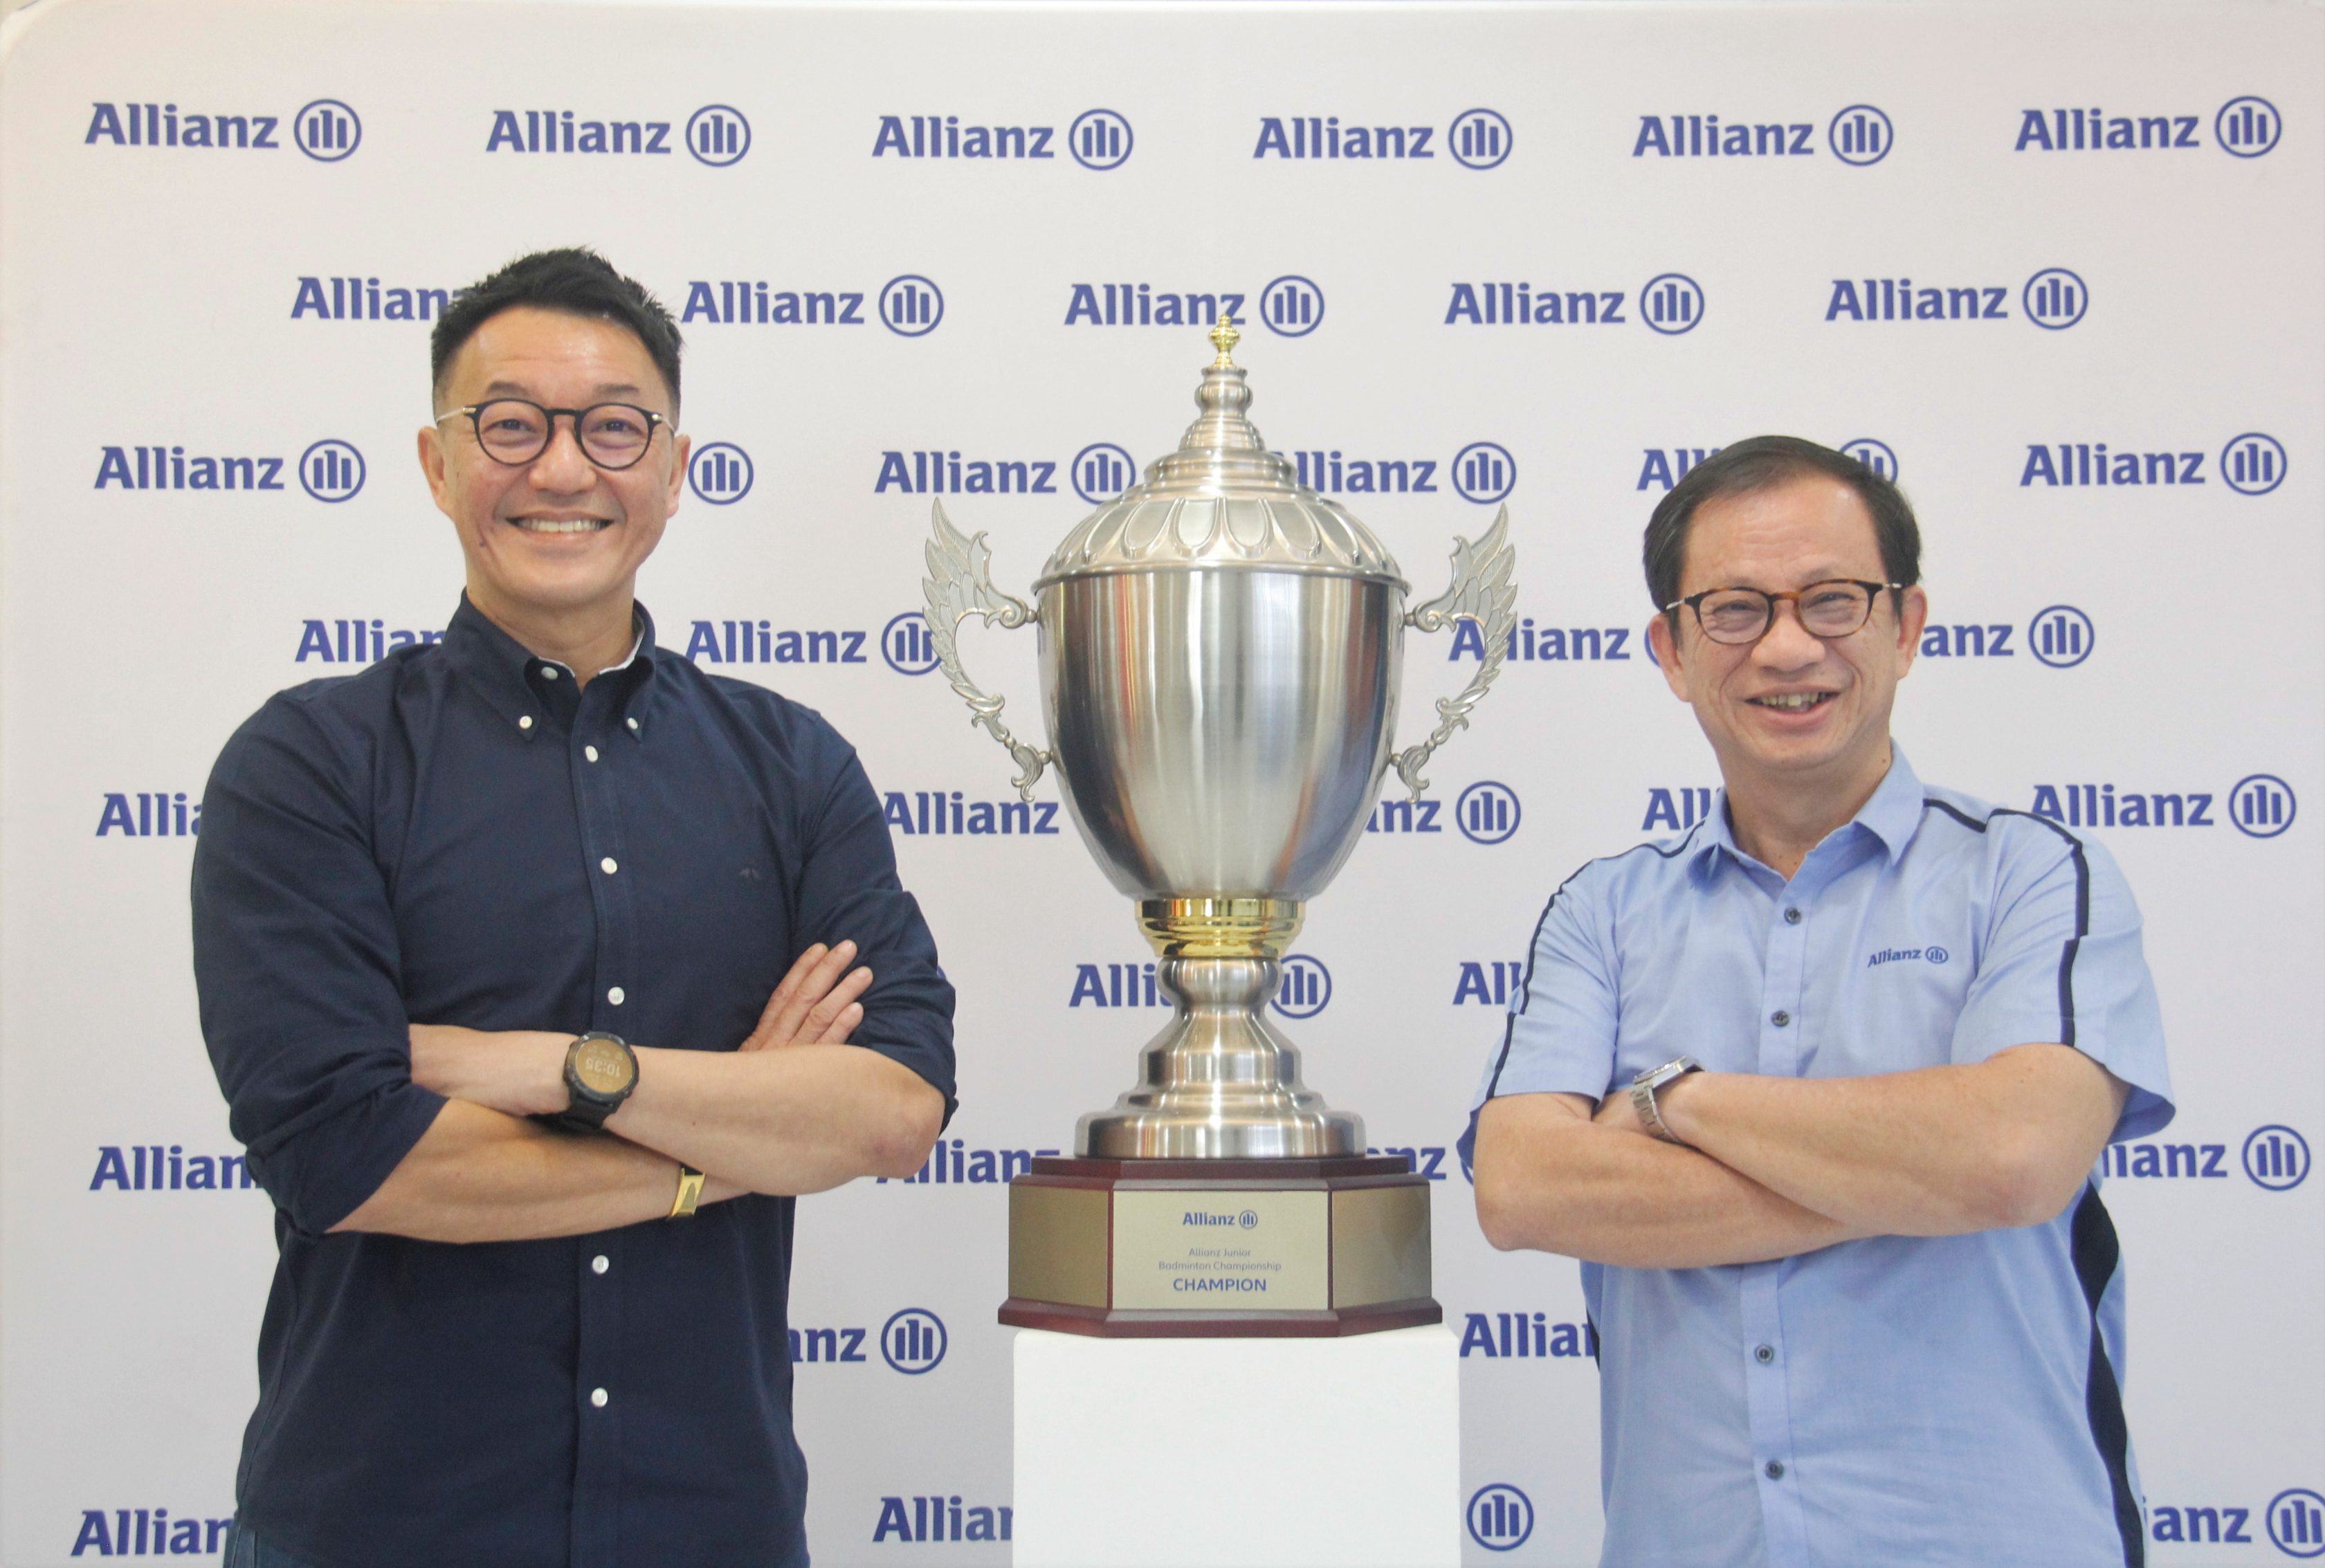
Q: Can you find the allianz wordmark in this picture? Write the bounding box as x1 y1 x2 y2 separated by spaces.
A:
93 437 365 501
786 1307 947 1373
483 104 749 166
1252 107 1513 169
1282 444 1515 504
2012 95 2280 158
1068 956 1332 1019
1063 277 1327 338
1825 266 2092 329
680 274 942 335
2096 1123 2310 1191
1638 439 1897 491
1445 273 1703 333
2031 774 2297 838
281 614 904 672
2021 432 2287 495
1366 781 1522 845
71 1506 234 1558
1632 104 1892 165
872 109 1131 170
2147 1488 2325 1551
84 98 357 161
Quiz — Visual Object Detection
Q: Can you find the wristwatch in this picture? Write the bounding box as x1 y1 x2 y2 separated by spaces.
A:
556 1031 638 1133
1629 1055 1704 1145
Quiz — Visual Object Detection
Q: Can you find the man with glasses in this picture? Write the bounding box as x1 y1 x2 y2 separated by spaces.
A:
1465 437 2172 1567
192 248 954 1567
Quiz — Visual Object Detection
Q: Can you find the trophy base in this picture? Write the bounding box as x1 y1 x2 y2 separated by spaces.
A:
1000 1155 1439 1338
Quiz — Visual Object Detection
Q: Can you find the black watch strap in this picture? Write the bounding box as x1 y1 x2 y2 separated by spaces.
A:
556 1032 637 1133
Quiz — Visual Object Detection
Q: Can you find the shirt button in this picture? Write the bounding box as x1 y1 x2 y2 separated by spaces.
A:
585 745 600 763
600 857 619 875
1771 1010 1791 1028
1765 1460 1785 1480
590 1387 609 1409
608 986 626 1005
542 666 560 681
626 717 639 732
1784 907 1802 925
518 715 534 731
1755 1344 1774 1364
592 1255 610 1275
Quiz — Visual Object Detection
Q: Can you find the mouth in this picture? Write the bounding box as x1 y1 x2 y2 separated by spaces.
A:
1749 691 1836 712
508 517 613 535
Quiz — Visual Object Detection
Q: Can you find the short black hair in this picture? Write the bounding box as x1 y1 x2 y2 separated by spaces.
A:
429 248 683 416
1642 435 1921 618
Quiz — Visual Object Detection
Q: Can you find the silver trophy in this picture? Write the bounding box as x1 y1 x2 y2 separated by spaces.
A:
924 319 1515 1334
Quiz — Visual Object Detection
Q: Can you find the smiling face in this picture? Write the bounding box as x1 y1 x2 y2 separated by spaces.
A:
418 305 689 636
1646 471 1927 815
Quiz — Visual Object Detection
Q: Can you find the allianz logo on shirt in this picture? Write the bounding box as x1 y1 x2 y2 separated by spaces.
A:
1632 104 1891 165
1866 945 1949 967
1254 107 1512 168
84 98 357 160
484 105 749 166
2031 775 2296 838
2013 96 2279 158
873 109 1131 170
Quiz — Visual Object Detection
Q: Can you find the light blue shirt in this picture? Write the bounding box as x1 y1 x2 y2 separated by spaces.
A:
1465 749 2173 1568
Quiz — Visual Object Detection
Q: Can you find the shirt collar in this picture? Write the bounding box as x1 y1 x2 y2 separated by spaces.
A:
441 595 662 741
1690 742 1926 876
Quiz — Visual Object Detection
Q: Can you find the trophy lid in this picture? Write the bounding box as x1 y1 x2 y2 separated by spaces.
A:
1034 317 1408 591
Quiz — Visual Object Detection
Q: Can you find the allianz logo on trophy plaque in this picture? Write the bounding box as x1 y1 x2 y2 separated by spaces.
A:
918 317 1516 1335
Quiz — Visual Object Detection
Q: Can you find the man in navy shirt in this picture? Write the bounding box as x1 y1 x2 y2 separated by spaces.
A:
1467 438 2171 1567
193 248 954 1568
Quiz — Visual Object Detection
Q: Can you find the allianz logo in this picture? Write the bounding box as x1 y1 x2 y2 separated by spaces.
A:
873 448 1064 495
1445 274 1703 334
1638 437 1898 491
875 1136 1061 1186
884 790 1061 837
873 109 1131 170
2099 1126 2310 1190
1254 108 1512 169
84 98 357 161
485 105 749 166
1459 1310 1599 1360
1644 787 1715 832
873 1494 1012 1544
681 275 943 336
1448 617 1635 664
95 794 199 839
291 275 464 321
1632 104 1891 165
88 1142 254 1189
2032 775 2296 838
790 1308 947 1372
681 619 870 666
1825 268 2088 329
1371 781 1520 844
296 618 446 664
1067 277 1326 337
73 1508 234 1558
1286 443 1516 504
1453 961 1526 1006
1068 956 1331 1016
2021 433 2286 495
95 438 362 498
2014 97 2279 158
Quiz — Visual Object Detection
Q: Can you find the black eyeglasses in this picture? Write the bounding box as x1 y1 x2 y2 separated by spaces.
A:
1664 579 1902 646
435 399 670 471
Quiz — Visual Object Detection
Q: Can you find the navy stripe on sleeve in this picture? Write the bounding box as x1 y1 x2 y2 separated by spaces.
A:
1923 799 2091 1048
2071 1183 2146 1568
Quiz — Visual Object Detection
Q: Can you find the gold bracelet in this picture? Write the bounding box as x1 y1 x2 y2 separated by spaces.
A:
669 1165 705 1220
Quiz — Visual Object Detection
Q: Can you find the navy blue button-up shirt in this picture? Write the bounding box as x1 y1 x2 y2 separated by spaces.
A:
192 596 955 1568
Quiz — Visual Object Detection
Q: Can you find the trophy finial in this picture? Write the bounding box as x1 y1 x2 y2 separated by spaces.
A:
1208 312 1239 368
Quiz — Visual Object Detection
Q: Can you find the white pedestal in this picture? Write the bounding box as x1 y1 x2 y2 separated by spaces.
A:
1012 1324 1461 1568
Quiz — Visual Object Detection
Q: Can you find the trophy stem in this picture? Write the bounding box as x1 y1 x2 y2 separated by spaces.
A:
1077 902 1364 1158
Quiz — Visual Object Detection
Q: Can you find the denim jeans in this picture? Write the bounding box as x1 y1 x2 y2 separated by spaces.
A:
219 1523 320 1568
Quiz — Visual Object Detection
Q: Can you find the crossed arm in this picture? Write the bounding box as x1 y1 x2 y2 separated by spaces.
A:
1471 1043 2128 1269
332 942 945 1244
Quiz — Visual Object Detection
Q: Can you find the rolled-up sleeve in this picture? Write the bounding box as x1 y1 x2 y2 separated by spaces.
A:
797 749 958 1123
191 695 446 1237
1950 822 2174 1142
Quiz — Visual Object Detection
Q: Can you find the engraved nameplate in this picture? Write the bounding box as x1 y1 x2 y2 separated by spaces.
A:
1109 1189 1329 1311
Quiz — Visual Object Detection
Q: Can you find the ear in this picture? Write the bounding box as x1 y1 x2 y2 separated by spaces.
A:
417 424 454 518
1645 613 1690 700
664 432 691 516
1891 585 1929 677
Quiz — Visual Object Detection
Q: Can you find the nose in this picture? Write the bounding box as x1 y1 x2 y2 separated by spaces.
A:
526 414 599 491
1751 599 1825 668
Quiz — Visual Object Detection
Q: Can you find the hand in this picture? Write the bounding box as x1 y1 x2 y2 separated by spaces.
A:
740 941 874 1052
409 1023 570 1118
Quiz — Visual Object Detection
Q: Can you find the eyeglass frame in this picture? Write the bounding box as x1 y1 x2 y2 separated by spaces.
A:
432 399 673 472
1661 578 1906 646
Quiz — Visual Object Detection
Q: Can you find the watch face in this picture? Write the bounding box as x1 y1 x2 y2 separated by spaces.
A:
572 1037 632 1096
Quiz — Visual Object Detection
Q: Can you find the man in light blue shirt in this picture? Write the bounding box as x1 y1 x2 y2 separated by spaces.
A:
1466 437 2173 1568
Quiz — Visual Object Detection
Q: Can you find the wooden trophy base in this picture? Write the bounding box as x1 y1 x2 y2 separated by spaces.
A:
999 1154 1441 1338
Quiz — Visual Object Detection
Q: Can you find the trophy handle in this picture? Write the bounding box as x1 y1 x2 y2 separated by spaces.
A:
922 499 1052 801
1389 507 1517 799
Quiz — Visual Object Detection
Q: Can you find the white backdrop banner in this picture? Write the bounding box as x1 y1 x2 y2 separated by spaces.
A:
1 1 2319 1562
